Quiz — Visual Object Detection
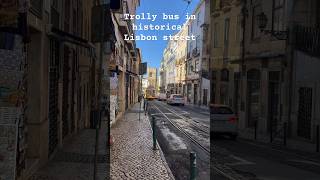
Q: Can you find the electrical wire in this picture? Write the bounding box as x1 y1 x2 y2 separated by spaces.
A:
180 0 191 25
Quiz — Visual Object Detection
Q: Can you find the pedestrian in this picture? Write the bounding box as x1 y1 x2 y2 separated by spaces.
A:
144 98 148 114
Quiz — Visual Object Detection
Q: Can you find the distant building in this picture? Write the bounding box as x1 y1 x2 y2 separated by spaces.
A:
186 0 211 105
210 0 242 112
147 67 158 91
159 59 166 93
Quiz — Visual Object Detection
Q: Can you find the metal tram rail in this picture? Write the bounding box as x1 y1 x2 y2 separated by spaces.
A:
148 101 238 180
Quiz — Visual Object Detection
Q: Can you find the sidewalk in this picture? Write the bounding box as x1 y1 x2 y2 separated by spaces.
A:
239 128 320 160
110 102 174 180
30 121 109 180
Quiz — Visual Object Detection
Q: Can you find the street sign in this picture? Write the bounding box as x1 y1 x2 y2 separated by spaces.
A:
139 62 147 75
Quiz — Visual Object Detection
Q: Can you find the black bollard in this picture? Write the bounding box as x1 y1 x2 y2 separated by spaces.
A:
254 120 257 140
190 152 197 180
283 122 287 146
317 125 319 152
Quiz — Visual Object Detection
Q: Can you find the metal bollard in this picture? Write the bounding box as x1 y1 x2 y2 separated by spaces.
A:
139 100 141 121
190 152 197 180
254 120 257 140
283 122 287 146
152 116 157 150
316 125 319 152
270 122 273 143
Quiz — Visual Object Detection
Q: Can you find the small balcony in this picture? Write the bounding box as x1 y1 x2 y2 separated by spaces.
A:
30 0 43 18
295 25 320 57
110 55 124 72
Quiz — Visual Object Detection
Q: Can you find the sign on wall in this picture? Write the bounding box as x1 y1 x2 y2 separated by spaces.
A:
139 62 147 75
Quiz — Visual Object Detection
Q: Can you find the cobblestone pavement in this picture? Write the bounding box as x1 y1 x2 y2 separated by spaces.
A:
30 121 109 180
111 103 174 180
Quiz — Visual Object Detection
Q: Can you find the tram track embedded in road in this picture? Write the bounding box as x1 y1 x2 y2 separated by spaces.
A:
154 101 209 135
150 103 210 155
150 101 241 180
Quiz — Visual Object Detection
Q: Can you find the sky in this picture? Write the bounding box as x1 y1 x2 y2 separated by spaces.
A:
135 0 200 69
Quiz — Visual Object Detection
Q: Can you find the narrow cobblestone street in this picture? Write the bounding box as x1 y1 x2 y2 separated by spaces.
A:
110 103 174 180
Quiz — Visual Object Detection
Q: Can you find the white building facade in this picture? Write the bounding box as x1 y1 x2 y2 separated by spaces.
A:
186 0 210 105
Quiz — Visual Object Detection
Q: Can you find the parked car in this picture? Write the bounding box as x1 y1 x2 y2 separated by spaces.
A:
158 93 167 101
167 94 185 106
210 104 238 140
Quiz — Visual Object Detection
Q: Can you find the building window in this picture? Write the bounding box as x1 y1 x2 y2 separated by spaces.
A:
149 72 153 77
220 84 229 105
214 23 220 47
211 83 216 103
195 35 201 50
189 22 193 34
236 15 243 43
189 42 193 56
212 71 217 80
212 0 220 10
247 69 261 127
187 61 192 75
224 18 230 44
197 12 201 25
221 69 229 82
195 60 200 72
252 5 262 40
273 0 285 32
52 0 58 9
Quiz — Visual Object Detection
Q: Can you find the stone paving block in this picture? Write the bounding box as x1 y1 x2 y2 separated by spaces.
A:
30 128 109 180
110 103 174 180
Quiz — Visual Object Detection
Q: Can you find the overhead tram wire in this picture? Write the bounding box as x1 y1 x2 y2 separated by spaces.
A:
180 0 191 26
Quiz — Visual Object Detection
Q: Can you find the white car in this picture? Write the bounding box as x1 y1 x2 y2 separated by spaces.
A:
167 94 185 106
210 104 238 140
158 93 167 101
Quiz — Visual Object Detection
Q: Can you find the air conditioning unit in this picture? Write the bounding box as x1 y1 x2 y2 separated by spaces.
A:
192 48 200 57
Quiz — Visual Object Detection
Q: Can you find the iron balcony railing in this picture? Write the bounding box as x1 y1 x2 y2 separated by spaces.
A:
30 0 43 18
295 25 320 57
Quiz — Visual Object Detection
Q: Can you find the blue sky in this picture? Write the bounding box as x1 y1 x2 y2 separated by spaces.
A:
136 0 200 68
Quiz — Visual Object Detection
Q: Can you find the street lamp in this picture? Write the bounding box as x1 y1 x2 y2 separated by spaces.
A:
257 12 288 40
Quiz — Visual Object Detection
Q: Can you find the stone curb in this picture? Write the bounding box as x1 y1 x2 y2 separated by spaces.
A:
145 113 176 180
